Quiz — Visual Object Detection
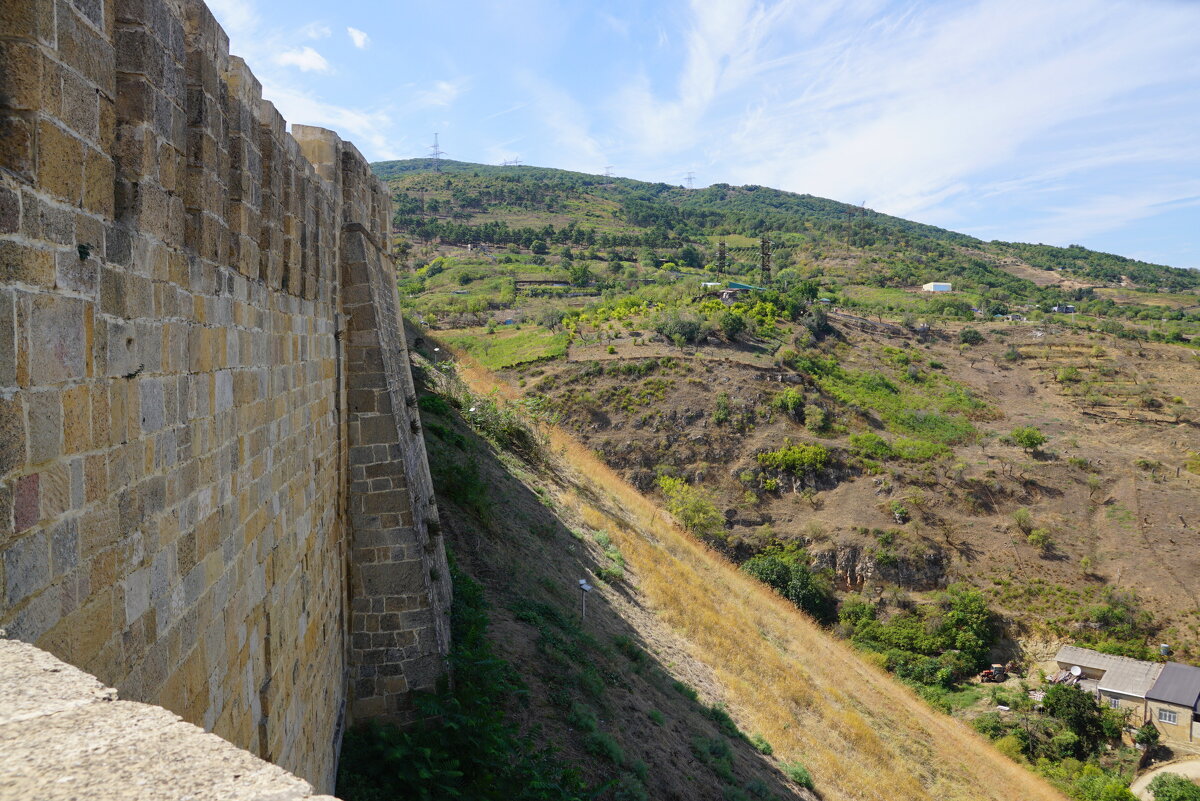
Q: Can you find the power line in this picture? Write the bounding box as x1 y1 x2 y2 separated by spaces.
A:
429 132 445 172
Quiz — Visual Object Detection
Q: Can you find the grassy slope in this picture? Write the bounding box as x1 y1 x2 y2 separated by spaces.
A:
424 351 1067 801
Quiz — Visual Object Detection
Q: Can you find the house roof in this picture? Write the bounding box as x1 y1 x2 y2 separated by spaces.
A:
1054 645 1167 697
1098 658 1164 698
1055 645 1129 671
1147 663 1200 711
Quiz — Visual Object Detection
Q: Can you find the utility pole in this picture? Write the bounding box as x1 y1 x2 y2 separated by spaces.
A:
429 132 445 173
717 238 727 274
760 237 772 283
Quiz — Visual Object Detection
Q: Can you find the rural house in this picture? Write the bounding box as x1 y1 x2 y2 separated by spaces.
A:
922 281 952 292
1054 646 1200 747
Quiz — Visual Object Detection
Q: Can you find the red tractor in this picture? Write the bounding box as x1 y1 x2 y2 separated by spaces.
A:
979 664 1008 683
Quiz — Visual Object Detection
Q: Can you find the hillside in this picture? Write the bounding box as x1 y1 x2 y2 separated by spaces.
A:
337 342 1069 801
367 158 1200 800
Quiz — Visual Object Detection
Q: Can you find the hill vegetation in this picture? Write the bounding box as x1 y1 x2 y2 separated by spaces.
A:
369 158 1200 800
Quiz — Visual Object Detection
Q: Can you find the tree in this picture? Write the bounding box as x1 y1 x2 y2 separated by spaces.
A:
1148 774 1200 801
1009 426 1047 453
529 239 549 255
1043 684 1106 756
718 310 746 339
1134 721 1160 749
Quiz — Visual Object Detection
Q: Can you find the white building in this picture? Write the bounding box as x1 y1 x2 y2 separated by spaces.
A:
922 282 952 292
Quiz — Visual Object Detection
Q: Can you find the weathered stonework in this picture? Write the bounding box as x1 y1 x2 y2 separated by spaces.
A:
0 0 450 792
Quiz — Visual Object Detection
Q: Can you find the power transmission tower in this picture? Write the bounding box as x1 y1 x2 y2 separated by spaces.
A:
500 157 522 166
604 166 614 177
717 238 726 274
760 238 772 282
685 171 695 190
429 132 445 173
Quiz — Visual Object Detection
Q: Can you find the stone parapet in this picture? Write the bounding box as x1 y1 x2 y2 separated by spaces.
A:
0 0 448 791
0 634 341 800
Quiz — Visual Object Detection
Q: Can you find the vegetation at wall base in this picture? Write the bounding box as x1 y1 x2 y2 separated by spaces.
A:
336 562 592 801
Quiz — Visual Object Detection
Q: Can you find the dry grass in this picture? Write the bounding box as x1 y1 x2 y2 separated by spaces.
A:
450 355 1067 801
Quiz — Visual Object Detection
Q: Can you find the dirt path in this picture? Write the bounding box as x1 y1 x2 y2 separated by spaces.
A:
1130 758 1200 799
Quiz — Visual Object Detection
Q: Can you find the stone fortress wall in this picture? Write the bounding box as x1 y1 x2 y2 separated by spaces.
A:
0 0 450 792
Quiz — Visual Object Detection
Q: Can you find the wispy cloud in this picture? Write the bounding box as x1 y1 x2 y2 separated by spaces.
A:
274 46 330 72
347 27 369 49
416 79 468 108
299 21 330 39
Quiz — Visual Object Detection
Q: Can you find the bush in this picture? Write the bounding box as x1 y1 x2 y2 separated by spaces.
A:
803 404 828 433
1027 529 1053 551
757 441 830 474
658 476 725 543
742 549 837 624
750 733 773 755
771 387 804 417
783 762 814 790
1009 426 1048 453
1148 774 1200 801
654 309 708 345
959 327 985 345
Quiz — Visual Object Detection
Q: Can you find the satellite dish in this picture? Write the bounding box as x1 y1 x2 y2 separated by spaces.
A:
578 579 593 593
1070 665 1082 677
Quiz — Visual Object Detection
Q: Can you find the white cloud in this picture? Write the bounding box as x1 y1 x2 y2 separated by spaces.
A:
260 80 402 159
347 27 369 49
607 0 1200 247
299 21 331 39
416 79 468 108
275 46 330 72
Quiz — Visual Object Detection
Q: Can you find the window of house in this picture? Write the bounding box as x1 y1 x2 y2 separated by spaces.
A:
1158 709 1178 725
1108 697 1121 709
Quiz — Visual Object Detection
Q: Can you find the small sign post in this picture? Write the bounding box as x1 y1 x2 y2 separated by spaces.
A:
579 579 593 620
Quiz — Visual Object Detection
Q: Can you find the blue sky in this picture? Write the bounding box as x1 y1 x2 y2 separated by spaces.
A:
208 0 1200 270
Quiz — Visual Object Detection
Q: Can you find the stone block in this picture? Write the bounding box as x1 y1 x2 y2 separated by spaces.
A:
139 378 165 432
0 0 55 42
27 389 63 465
56 248 98 295
0 395 24 478
0 114 36 182
13 473 39 533
37 120 85 205
4 529 48 606
28 297 84 387
0 240 55 288
61 385 92 454
0 40 45 111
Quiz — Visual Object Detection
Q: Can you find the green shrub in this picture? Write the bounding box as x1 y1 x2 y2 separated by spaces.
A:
1148 774 1200 801
757 441 830 474
959 327 985 345
750 733 773 755
772 387 805 417
742 550 837 624
585 731 625 765
783 762 814 790
658 476 726 544
648 709 665 726
803 404 828 433
1009 426 1048 453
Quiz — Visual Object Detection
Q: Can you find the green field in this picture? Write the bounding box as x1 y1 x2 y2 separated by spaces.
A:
439 326 570 370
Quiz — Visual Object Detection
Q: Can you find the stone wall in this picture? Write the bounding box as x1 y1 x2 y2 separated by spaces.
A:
0 0 450 792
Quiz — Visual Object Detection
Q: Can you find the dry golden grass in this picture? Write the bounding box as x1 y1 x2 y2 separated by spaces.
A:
451 355 1067 801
